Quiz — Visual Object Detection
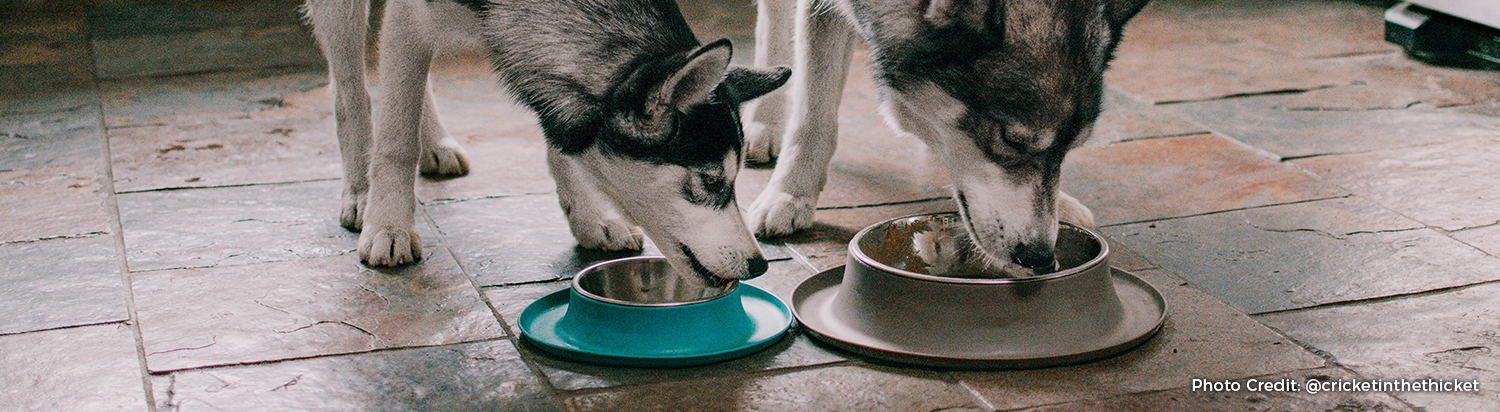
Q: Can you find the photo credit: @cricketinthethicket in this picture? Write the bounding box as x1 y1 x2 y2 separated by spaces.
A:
1191 377 1481 394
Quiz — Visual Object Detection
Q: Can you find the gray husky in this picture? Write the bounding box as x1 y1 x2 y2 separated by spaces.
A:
303 0 790 282
744 0 1149 272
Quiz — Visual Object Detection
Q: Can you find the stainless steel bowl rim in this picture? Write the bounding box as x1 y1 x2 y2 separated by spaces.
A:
847 213 1110 285
571 256 740 307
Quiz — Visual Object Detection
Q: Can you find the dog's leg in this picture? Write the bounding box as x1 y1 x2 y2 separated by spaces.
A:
746 0 856 237
1057 191 1096 229
547 148 644 251
742 0 796 164
359 0 429 266
416 81 471 177
306 0 372 231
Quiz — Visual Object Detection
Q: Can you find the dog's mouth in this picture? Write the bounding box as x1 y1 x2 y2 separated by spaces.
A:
678 244 736 288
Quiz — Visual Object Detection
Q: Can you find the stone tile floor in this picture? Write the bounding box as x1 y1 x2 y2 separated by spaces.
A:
2 0 1497 411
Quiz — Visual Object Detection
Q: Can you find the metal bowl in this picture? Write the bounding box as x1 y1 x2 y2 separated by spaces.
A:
792 212 1166 369
519 256 794 367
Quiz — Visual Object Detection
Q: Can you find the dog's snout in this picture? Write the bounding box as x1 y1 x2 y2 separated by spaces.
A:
1011 243 1056 271
746 256 768 279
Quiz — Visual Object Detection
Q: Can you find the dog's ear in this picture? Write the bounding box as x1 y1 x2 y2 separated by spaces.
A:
722 65 791 103
1107 0 1151 30
653 39 733 113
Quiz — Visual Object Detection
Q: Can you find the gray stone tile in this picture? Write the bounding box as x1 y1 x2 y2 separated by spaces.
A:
1294 136 1500 232
1105 235 1159 273
0 324 148 412
483 261 848 392
1167 92 1500 159
109 116 341 192
563 364 983 412
116 179 437 271
1152 0 1397 59
428 194 658 287
0 165 109 243
1107 5 1349 105
0 235 127 335
1106 197 1500 314
1 103 103 172
1061 134 1346 226
958 268 1325 410
132 248 506 372
1258 282 1500 411
1086 86 1209 147
152 339 557 412
100 67 327 127
93 24 324 80
1022 367 1414 412
1451 224 1500 258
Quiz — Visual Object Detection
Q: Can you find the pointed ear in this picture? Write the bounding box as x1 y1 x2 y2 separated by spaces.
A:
653 39 733 112
723 65 791 103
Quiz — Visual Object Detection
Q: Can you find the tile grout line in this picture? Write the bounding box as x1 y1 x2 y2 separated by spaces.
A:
1097 193 1354 229
1249 278 1500 318
86 18 160 411
417 203 572 409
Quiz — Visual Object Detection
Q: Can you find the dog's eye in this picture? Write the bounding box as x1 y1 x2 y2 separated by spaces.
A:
699 172 727 192
682 171 734 209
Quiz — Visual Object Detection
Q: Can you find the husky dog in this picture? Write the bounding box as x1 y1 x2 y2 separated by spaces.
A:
743 0 1148 272
303 0 790 282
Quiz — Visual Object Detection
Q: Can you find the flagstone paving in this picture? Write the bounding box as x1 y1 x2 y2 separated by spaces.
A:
2 0 1498 411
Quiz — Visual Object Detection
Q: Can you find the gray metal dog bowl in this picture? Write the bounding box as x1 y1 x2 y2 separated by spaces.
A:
791 213 1166 369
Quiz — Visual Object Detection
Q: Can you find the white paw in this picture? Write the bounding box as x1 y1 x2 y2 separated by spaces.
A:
358 225 423 267
420 137 471 177
339 187 366 231
746 191 816 238
1057 191 1096 229
570 218 644 251
743 120 781 165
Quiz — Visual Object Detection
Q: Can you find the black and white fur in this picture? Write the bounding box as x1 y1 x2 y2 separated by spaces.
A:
303 0 790 282
743 0 1148 272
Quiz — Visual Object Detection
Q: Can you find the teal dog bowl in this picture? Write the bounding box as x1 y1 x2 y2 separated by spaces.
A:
519 256 793 367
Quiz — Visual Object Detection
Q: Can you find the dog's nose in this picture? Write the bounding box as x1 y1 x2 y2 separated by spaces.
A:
746 256 768 279
1011 243 1056 272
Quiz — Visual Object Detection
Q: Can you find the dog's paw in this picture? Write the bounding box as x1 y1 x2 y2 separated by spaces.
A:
746 191 816 238
1057 191 1096 229
571 218 645 251
339 188 366 231
358 225 423 267
743 120 781 166
420 138 471 177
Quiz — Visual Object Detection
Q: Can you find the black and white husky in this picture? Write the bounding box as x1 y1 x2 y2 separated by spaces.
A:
303 0 790 282
744 0 1149 272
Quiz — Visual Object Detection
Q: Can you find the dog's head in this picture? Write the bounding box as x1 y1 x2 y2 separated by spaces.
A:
861 0 1148 271
543 39 790 283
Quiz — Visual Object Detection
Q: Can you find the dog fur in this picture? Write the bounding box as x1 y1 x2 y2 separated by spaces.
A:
303 0 790 282
744 0 1149 271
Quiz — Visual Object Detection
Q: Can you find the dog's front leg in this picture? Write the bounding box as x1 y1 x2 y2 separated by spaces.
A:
359 0 429 266
306 0 373 231
742 0 796 164
416 81 471 177
746 0 856 237
547 148 644 252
